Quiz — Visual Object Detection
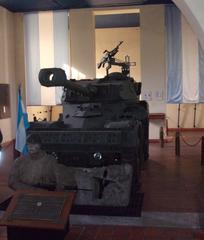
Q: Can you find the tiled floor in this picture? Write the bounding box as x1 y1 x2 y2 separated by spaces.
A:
142 138 204 212
1 225 204 240
1 136 204 239
63 225 204 240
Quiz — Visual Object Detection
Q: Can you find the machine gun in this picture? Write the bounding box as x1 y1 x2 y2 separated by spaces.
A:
97 41 136 76
97 41 123 69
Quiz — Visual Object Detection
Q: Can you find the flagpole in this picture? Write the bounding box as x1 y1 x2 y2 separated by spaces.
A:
177 104 181 128
193 103 197 128
0 129 3 150
176 104 181 156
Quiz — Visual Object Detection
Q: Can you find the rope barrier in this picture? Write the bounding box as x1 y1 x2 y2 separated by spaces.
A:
164 134 201 146
180 134 202 147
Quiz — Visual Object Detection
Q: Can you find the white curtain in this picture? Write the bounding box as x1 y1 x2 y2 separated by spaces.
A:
24 11 69 106
166 5 204 103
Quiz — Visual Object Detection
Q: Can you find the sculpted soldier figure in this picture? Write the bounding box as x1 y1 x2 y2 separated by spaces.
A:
8 134 133 206
8 135 76 191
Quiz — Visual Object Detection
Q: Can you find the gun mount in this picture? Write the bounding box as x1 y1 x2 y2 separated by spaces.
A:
27 42 149 212
97 41 136 76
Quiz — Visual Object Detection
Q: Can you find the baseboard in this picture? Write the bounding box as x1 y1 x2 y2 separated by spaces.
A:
2 140 13 148
149 138 172 143
168 128 204 132
149 139 160 143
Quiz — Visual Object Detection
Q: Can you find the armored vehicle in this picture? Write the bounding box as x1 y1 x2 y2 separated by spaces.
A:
28 42 149 211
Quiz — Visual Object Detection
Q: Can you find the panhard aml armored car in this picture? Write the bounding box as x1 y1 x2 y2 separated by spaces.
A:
28 42 149 211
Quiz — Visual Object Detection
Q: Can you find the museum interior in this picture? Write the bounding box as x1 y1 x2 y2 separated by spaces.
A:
1 0 204 239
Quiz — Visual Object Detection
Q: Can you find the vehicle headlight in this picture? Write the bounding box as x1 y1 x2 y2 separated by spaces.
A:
93 152 102 161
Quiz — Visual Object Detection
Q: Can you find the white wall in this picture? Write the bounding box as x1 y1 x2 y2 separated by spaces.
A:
173 0 204 51
140 5 166 139
14 13 26 102
69 9 96 79
166 104 204 128
0 7 20 143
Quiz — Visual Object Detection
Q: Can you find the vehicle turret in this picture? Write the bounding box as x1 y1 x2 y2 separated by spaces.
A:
39 68 97 96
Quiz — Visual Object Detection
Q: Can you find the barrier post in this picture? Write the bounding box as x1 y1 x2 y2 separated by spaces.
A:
175 131 180 156
160 126 164 148
13 139 20 159
0 129 2 150
201 136 204 166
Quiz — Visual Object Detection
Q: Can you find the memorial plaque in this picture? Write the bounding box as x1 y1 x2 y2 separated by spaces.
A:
10 195 66 221
0 190 76 240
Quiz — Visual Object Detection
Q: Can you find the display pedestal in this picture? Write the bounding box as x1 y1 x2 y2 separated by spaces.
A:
0 190 75 240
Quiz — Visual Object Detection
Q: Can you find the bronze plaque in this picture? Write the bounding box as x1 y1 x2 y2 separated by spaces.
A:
10 195 66 222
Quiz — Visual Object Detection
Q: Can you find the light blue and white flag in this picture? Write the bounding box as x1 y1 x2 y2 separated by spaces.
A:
24 11 69 105
166 5 204 103
15 86 29 155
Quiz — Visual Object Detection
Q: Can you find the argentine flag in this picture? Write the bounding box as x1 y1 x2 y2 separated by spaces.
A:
166 5 204 103
15 86 29 155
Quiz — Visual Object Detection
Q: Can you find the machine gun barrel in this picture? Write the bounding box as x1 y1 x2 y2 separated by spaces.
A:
39 68 97 96
98 41 123 69
108 41 123 58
